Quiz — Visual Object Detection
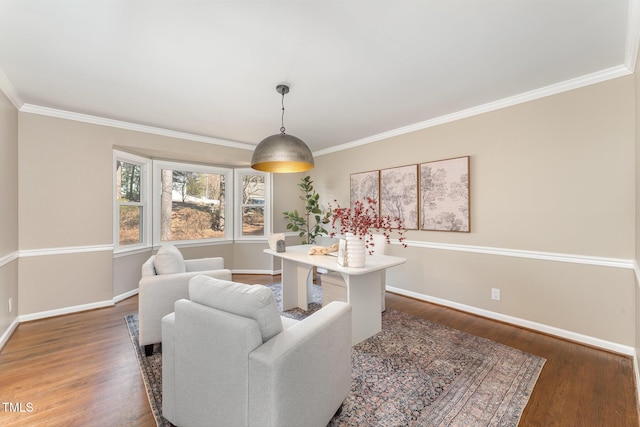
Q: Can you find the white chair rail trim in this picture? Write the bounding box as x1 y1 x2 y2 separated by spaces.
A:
20 244 114 257
394 239 635 270
0 251 18 268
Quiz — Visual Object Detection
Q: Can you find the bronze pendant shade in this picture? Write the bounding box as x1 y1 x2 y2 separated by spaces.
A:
251 85 314 173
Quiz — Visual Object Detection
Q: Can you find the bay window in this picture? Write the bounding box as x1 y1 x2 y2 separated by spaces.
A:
114 153 269 250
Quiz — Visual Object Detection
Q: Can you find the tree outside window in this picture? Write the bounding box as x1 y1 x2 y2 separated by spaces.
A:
235 170 270 239
241 174 265 236
116 160 143 246
114 150 150 250
159 166 227 242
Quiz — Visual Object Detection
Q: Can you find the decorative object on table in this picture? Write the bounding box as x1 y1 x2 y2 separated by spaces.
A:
336 238 347 266
344 232 365 267
350 170 379 208
420 156 470 232
283 175 332 244
268 233 285 250
329 197 407 255
276 239 286 252
380 164 419 229
251 84 314 173
308 242 339 255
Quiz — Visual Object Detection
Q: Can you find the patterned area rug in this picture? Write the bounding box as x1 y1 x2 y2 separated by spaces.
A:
126 283 545 426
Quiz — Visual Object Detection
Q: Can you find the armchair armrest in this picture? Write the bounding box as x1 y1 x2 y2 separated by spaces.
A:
248 301 352 427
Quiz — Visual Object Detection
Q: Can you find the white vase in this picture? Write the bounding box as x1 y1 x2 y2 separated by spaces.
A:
345 233 366 268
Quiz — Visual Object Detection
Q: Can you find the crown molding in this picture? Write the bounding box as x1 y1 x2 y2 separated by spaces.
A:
314 65 632 157
0 67 23 110
19 104 255 151
626 0 640 71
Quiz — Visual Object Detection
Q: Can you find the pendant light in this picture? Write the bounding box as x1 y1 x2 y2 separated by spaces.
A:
251 84 314 173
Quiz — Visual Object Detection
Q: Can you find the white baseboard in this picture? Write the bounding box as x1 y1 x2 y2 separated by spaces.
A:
0 317 19 352
19 299 115 322
113 288 139 303
634 351 640 408
387 285 635 356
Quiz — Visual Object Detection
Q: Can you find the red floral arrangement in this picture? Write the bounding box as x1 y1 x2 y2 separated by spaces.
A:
329 197 407 254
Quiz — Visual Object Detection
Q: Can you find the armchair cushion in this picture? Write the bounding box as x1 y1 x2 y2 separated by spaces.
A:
189 276 283 343
154 245 186 275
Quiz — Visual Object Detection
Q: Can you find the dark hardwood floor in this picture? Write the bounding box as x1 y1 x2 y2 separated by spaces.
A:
0 274 637 426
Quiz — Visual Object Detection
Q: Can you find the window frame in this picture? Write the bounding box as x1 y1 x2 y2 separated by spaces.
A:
113 150 151 253
152 160 234 246
234 169 271 241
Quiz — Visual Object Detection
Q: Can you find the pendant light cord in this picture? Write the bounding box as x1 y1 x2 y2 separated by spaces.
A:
280 91 286 134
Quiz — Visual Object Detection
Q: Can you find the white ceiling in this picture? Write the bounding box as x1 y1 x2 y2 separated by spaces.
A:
0 1 637 155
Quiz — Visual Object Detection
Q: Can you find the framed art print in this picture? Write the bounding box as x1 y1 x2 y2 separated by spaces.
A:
380 164 418 230
420 156 470 232
350 170 380 208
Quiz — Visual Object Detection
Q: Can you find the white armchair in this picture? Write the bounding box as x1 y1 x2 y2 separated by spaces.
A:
162 275 352 427
138 245 232 356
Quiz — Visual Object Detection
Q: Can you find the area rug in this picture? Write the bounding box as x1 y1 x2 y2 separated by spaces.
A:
126 284 545 426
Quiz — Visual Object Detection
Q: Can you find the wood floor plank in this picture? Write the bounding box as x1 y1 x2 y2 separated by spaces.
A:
0 274 637 426
0 295 156 427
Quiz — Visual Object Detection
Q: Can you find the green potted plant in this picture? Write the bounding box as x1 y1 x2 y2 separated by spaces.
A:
283 176 332 245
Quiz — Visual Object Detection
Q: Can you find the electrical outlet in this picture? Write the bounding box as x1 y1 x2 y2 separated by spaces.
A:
491 288 501 301
8 297 12 313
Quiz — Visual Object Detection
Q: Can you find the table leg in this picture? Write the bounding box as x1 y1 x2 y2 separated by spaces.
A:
341 271 383 345
281 259 312 311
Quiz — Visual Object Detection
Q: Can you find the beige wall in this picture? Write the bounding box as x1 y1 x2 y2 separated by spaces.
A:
113 250 152 298
16 113 274 315
313 76 636 347
635 49 640 363
0 92 18 254
0 89 19 342
272 172 310 235
19 251 114 315
19 115 114 250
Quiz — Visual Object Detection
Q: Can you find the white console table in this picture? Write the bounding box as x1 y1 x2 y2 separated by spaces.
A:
264 244 406 344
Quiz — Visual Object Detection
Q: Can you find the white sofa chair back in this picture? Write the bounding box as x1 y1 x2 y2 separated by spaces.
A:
162 275 352 427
